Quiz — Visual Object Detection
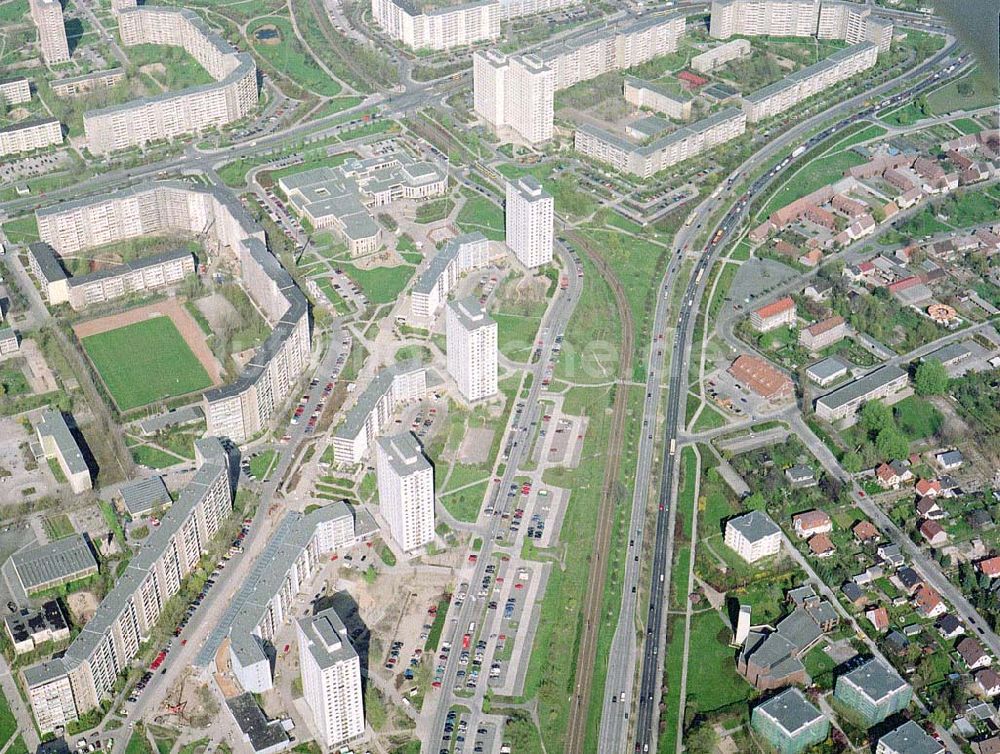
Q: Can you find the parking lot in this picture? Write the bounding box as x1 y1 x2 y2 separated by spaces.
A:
705 366 772 419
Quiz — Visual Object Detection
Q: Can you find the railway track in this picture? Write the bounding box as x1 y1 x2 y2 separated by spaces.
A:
563 230 636 754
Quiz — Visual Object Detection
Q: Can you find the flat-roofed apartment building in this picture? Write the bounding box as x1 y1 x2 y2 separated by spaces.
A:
411 233 490 320
34 181 311 444
742 43 878 122
711 0 893 53
505 176 553 268
751 687 830 754
834 657 912 726
0 77 31 105
30 0 70 65
11 534 98 596
372 0 500 50
23 438 233 732
28 242 194 310
297 606 365 749
376 432 435 551
210 502 374 693
446 296 498 402
691 39 751 73
474 12 685 144
499 0 580 19
84 7 257 154
332 361 427 465
623 76 693 120
814 364 908 422
574 107 746 179
51 69 126 98
36 410 91 494
0 118 62 157
279 153 447 256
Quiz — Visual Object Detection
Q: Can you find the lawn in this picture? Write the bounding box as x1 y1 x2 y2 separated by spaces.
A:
414 198 454 224
692 403 727 433
456 196 506 241
249 449 278 480
81 317 212 410
494 313 544 361
43 514 75 540
950 118 982 135
684 610 753 715
894 396 943 441
440 480 488 522
342 264 415 306
1 214 39 246
124 729 153 754
0 689 16 748
761 150 867 217
247 17 343 97
132 445 182 469
926 68 1000 114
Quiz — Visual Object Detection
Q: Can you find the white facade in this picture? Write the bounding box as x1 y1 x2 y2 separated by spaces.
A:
446 297 498 402
411 233 490 320
724 511 782 563
691 39 751 73
0 118 62 157
30 0 70 65
0 78 31 105
473 51 555 145
371 0 500 50
376 433 435 552
297 607 365 749
505 176 553 268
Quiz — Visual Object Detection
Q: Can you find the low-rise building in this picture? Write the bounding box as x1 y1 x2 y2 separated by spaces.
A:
751 297 797 332
3 602 70 655
834 657 912 725
920 519 947 547
806 356 849 387
729 355 794 401
799 316 845 352
751 687 829 754
914 584 946 618
50 69 126 98
958 637 992 670
725 511 781 563
36 410 91 494
792 510 831 538
866 606 889 633
876 720 944 754
623 76 692 120
0 77 31 105
691 38 751 72
117 477 172 518
976 668 1000 697
814 365 909 422
853 520 879 543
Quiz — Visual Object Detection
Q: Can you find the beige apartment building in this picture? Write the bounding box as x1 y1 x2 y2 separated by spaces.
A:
691 39 751 73
35 181 311 444
24 439 233 732
36 410 91 494
84 7 257 154
51 69 126 98
371 0 500 50
474 13 685 144
0 77 31 105
376 432 436 552
499 0 580 19
742 42 878 122
30 0 70 65
0 118 62 157
505 176 553 268
624 76 693 120
574 107 746 179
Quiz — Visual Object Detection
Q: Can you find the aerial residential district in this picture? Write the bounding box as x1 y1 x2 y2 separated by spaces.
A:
0 0 996 753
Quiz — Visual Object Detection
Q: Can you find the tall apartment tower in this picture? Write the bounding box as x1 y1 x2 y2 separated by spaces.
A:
446 296 498 403
30 0 70 65
473 50 555 144
505 176 553 268
375 432 435 552
296 607 365 749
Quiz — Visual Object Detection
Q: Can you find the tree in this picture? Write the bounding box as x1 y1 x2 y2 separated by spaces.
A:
860 400 894 437
744 491 767 511
876 427 908 460
842 450 864 473
915 358 949 396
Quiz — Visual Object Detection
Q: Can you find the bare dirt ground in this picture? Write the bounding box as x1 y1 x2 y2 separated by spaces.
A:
16 340 57 393
67 591 100 625
195 292 238 333
72 298 222 384
458 427 493 464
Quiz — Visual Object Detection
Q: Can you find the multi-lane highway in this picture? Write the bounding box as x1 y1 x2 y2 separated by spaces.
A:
627 38 970 754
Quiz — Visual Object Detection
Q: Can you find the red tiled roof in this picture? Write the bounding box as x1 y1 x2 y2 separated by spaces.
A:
753 296 795 320
728 355 793 399
853 521 878 541
805 316 844 337
808 534 835 555
980 557 1000 578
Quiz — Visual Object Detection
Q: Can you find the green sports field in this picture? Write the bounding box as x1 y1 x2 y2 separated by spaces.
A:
81 317 212 411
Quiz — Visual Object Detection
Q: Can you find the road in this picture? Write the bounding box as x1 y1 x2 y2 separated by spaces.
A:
627 37 970 754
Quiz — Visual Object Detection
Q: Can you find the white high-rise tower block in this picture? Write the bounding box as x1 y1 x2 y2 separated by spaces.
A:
376 432 435 552
505 176 553 268
446 296 498 403
296 607 365 749
30 0 70 65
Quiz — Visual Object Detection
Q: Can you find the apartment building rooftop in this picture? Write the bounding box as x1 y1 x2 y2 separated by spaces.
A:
815 364 907 413
743 42 878 104
838 657 909 702
576 107 745 157
413 233 488 296
37 410 88 478
0 117 60 135
376 432 431 477
334 360 425 442
297 606 358 670
754 687 826 735
448 296 495 331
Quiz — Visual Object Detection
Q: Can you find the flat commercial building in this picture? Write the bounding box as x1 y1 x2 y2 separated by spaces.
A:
372 0 500 50
28 242 194 310
297 607 365 748
805 356 848 387
711 0 893 52
0 118 62 157
117 476 172 518
4 602 70 655
624 76 692 120
751 688 829 754
446 296 498 402
376 433 435 552
691 39 751 72
23 438 233 731
35 180 311 445
814 364 908 422
332 361 427 465
279 153 447 256
36 410 91 494
742 43 878 122
574 107 746 179
474 13 685 144
834 657 912 726
84 8 257 154
0 77 31 105
220 502 372 693
411 233 490 320
51 69 127 98
505 176 553 268
11 535 98 595
30 0 70 65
